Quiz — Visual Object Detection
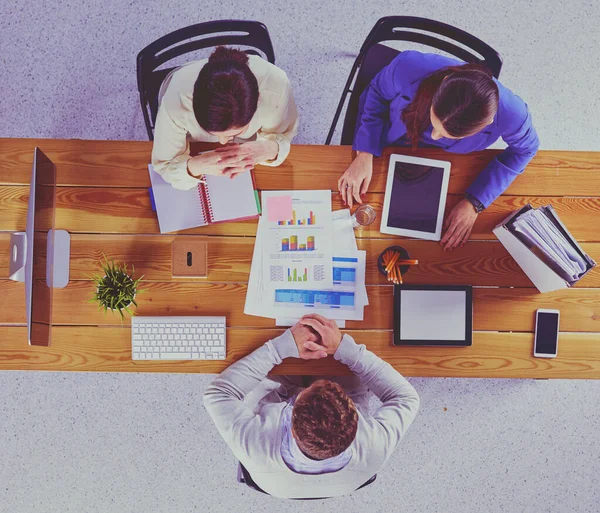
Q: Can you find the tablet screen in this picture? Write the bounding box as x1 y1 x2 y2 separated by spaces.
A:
400 290 466 341
386 162 445 234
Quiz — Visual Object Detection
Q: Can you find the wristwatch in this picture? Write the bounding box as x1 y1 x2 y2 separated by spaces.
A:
465 193 485 214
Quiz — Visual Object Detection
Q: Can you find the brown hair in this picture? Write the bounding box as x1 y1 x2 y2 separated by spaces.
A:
292 380 358 460
193 46 259 132
401 63 499 148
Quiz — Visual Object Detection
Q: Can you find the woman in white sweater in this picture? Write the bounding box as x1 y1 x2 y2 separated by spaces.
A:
152 46 298 190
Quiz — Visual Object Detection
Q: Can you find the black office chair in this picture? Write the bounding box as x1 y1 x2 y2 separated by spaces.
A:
325 16 503 145
237 462 376 499
136 20 276 141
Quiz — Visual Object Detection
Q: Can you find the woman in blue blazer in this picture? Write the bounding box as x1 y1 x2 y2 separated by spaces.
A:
338 50 539 249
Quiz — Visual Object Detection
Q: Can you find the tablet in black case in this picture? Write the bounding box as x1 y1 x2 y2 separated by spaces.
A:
393 285 473 346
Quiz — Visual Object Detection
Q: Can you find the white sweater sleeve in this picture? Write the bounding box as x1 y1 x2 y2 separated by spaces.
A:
151 103 201 191
334 334 420 457
255 75 298 167
203 330 299 466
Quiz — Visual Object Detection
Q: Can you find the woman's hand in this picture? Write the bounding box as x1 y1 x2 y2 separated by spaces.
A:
187 150 253 179
215 140 279 174
440 199 479 250
337 151 374 208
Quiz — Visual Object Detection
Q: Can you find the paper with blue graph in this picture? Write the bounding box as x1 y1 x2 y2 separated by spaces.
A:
271 251 368 321
260 190 333 290
244 204 368 322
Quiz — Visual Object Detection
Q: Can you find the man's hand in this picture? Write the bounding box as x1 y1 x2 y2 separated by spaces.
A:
215 140 279 176
187 150 252 179
337 151 374 208
440 199 479 251
290 323 327 360
298 313 343 355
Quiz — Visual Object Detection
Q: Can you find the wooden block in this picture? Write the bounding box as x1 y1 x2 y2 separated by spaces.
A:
172 237 208 278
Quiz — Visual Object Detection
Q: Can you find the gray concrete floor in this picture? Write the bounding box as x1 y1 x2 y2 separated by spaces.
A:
1 1 599 512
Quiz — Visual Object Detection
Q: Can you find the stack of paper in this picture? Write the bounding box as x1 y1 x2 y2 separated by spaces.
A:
510 206 590 283
244 191 368 326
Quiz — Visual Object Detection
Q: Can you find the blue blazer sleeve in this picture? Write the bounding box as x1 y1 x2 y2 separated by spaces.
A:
466 92 540 208
352 54 408 157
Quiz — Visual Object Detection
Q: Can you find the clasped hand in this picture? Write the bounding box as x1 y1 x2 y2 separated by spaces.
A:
289 314 343 361
187 140 279 180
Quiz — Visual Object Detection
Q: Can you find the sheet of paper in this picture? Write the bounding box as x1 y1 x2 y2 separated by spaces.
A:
276 317 346 328
244 216 268 317
265 195 293 222
271 250 367 320
148 165 206 233
245 214 368 321
261 190 333 289
400 290 466 341
332 209 357 251
205 170 259 223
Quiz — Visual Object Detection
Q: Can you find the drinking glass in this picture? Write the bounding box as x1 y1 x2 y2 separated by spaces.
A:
351 204 376 228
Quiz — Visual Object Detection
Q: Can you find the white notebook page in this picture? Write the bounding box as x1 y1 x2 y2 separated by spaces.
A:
205 170 258 223
148 165 206 233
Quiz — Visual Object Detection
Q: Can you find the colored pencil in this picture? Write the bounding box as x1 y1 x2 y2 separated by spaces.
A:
381 250 417 284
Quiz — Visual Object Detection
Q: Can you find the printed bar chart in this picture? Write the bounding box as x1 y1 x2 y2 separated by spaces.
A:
281 235 316 251
277 210 316 226
287 267 308 282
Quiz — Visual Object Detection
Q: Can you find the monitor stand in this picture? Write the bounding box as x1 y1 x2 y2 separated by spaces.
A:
9 230 71 288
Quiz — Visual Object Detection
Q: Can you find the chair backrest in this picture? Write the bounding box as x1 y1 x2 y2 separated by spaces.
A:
137 20 275 141
326 16 503 145
237 462 376 499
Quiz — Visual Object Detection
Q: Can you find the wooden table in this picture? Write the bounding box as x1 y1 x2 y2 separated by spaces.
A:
1 138 599 378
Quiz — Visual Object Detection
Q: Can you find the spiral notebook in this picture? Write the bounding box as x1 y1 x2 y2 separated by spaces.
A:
148 164 261 234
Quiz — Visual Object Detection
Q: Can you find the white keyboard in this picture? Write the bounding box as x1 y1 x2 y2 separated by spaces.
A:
131 316 226 361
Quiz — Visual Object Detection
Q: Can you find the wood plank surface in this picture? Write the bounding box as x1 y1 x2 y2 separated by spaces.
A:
3 186 600 242
0 326 598 378
2 280 599 332
2 139 600 196
3 233 597 288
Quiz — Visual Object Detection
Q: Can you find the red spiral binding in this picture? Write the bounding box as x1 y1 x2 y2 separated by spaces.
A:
198 180 214 224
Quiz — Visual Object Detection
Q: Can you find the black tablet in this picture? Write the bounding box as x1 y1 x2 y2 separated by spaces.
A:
393 285 473 346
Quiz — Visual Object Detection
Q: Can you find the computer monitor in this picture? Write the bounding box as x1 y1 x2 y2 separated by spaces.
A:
9 148 70 346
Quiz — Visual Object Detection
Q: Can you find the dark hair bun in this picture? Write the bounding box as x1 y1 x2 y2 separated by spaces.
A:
208 46 249 66
193 46 259 132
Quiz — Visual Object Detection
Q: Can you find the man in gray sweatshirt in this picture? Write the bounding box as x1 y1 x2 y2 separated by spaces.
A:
203 313 420 499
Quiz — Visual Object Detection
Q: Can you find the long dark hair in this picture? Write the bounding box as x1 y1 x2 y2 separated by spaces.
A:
193 46 259 132
401 63 499 148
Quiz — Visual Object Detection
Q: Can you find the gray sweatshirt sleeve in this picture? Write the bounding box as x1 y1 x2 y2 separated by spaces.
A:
203 330 298 465
334 334 420 456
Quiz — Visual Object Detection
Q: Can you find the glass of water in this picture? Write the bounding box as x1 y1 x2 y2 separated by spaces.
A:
351 204 376 228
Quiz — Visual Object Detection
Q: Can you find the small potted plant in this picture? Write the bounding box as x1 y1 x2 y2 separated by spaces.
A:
90 256 144 320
